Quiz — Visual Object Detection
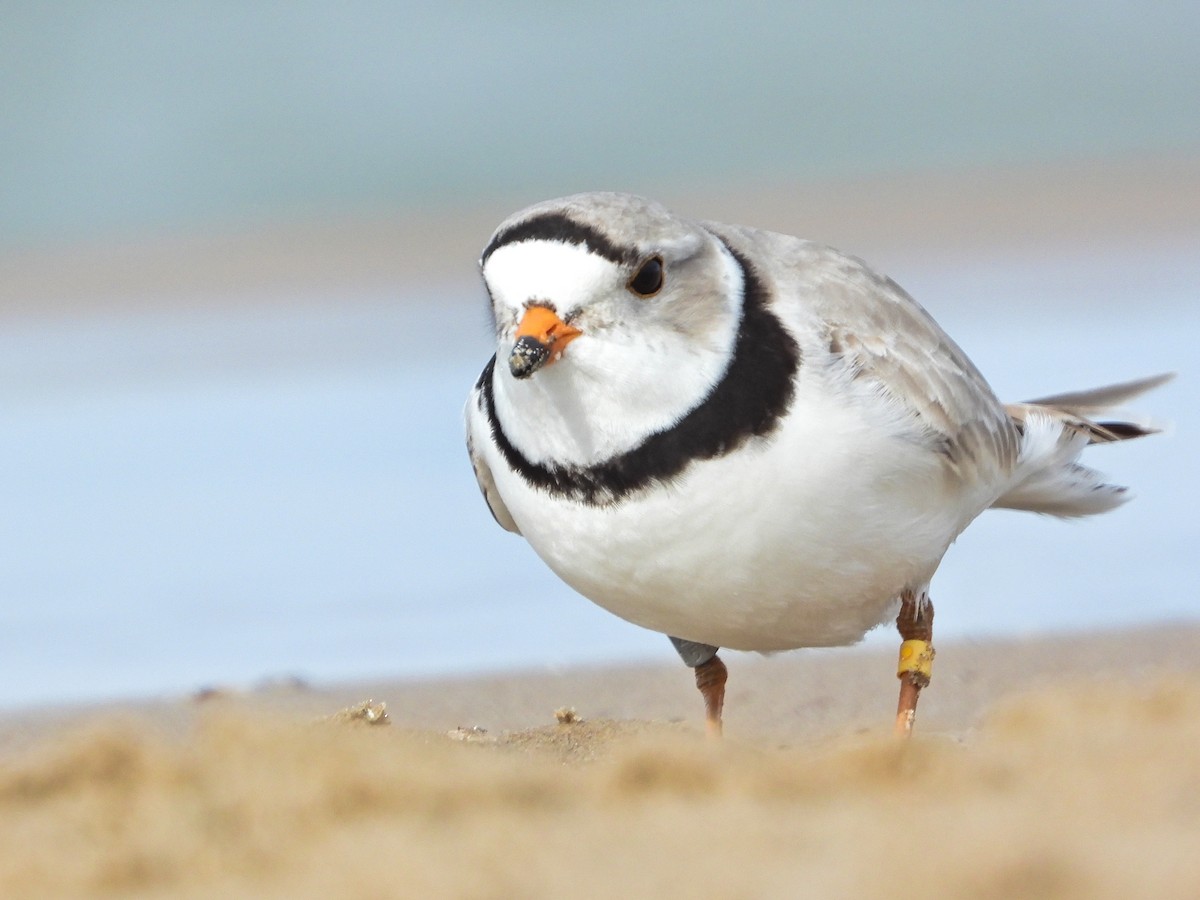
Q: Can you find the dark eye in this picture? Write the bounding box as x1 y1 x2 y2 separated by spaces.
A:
627 256 664 297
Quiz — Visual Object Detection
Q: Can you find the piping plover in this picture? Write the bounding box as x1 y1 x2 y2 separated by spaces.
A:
465 192 1169 736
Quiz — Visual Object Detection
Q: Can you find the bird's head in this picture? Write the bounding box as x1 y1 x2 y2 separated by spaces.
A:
482 192 740 382
477 193 747 465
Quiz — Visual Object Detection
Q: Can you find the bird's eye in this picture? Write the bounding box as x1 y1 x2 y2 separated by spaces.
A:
627 256 664 298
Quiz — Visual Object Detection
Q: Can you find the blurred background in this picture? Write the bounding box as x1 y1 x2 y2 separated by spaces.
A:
2 2 1196 710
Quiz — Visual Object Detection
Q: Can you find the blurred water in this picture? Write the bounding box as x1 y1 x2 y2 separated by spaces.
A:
0 246 1195 710
4 3 1199 245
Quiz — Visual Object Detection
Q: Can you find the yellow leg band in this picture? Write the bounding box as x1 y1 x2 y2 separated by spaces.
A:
897 639 935 681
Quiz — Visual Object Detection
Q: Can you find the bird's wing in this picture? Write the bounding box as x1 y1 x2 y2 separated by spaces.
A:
723 226 1021 478
465 371 521 535
824 271 1019 475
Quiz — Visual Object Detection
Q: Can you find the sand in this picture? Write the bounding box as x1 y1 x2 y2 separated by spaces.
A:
1 624 1198 899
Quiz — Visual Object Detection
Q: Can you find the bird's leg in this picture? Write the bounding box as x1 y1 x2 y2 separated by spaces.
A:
694 654 728 738
894 589 935 737
668 636 726 737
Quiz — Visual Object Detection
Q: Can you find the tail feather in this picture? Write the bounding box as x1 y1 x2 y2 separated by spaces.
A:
992 373 1172 518
1023 372 1174 416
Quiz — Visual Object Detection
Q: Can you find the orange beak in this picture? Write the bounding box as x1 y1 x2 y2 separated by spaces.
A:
509 306 582 379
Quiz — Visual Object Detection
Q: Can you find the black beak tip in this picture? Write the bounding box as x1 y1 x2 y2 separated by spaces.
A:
508 336 550 379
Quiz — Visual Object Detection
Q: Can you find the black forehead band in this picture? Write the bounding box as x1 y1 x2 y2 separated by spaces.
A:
480 211 640 268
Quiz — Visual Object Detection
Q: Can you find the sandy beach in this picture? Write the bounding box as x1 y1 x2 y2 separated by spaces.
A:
1 623 1198 898
2 157 1196 897
6 5 1199 892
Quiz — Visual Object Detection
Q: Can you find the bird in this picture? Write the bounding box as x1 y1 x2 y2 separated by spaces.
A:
464 191 1169 737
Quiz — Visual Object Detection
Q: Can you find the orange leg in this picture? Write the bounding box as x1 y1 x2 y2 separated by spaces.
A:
894 591 935 737
694 654 728 738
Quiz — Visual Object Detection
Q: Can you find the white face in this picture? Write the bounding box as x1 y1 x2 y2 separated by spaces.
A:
483 240 620 337
480 236 744 467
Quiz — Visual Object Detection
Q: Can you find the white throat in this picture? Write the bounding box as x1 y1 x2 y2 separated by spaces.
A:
487 240 744 468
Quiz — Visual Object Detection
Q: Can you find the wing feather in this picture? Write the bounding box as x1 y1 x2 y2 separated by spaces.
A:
465 386 521 535
712 225 1021 481
821 265 1021 478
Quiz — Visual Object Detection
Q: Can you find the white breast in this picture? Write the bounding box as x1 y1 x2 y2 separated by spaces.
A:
476 363 988 652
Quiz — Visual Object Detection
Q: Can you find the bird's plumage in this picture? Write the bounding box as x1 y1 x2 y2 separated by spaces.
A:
465 192 1166 655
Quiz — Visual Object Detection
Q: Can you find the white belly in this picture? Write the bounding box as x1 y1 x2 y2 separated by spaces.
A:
486 381 991 651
